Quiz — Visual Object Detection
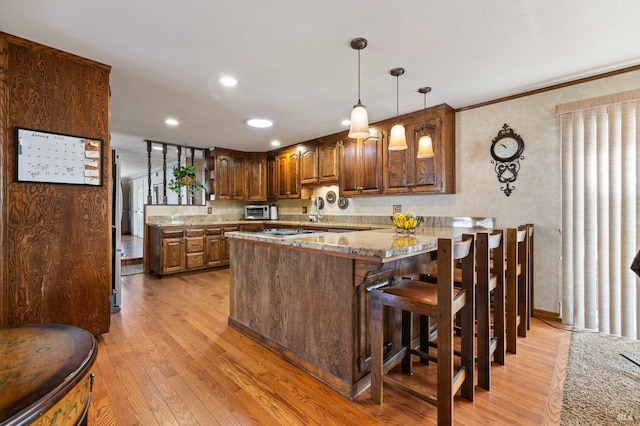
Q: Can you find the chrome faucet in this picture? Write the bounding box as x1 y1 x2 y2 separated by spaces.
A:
308 197 323 222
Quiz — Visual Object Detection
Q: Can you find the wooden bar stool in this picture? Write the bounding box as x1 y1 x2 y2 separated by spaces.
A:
370 236 475 426
517 224 531 337
476 231 505 391
505 227 527 354
525 223 534 330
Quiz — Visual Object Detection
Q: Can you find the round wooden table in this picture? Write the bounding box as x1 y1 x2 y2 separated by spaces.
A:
0 323 97 425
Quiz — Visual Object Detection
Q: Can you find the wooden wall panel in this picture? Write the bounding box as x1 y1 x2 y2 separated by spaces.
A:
0 32 111 335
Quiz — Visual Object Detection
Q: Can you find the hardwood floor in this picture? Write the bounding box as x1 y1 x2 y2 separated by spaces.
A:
88 269 570 425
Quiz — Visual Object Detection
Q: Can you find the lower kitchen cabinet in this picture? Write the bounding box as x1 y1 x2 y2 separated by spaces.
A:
185 229 205 270
205 228 225 268
148 228 186 276
148 224 244 277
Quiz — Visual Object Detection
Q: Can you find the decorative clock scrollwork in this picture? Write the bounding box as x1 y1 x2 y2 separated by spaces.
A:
490 123 525 197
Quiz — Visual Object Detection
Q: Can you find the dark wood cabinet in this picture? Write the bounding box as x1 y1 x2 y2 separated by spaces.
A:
185 229 205 270
215 149 268 201
339 132 384 196
246 153 267 201
215 150 246 200
150 224 246 276
300 138 339 185
299 143 318 185
205 228 224 268
383 104 455 194
318 139 339 183
276 148 301 199
161 236 185 274
267 155 277 200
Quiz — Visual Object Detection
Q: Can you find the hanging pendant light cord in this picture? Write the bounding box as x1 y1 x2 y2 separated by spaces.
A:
396 75 399 119
357 49 361 104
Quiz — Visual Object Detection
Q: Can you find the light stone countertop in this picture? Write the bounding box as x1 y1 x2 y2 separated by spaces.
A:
226 227 486 261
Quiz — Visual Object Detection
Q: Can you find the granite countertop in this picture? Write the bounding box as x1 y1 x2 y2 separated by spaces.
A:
226 227 486 261
146 219 380 230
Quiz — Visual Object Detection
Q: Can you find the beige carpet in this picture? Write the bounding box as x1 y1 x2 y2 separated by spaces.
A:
562 331 640 425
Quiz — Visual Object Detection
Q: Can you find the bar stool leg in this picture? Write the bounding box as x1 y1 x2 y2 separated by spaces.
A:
370 293 384 404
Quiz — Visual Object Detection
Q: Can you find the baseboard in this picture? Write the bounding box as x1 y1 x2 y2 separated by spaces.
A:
122 257 143 266
534 309 561 323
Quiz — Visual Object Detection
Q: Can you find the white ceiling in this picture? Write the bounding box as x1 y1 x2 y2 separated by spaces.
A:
2 0 640 178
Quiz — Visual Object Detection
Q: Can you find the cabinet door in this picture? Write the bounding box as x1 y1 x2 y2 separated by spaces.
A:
215 152 246 200
384 123 411 193
287 151 301 198
276 153 290 198
215 154 234 199
162 238 185 274
299 144 318 184
339 139 360 195
276 150 301 199
360 135 384 195
205 234 224 267
267 156 277 200
232 157 246 200
410 119 439 193
222 226 240 263
339 135 383 196
318 140 339 183
246 154 267 201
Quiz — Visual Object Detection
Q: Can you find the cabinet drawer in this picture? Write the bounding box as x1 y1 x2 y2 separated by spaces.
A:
186 253 204 269
185 237 204 253
162 230 184 239
185 229 205 238
206 228 223 236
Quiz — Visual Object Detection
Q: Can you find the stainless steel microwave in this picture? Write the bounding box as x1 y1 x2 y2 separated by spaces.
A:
245 205 269 220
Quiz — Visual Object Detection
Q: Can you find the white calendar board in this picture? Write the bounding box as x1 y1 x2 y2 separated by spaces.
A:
16 128 103 186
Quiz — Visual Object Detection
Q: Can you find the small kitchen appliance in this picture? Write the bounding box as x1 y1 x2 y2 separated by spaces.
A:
245 205 270 220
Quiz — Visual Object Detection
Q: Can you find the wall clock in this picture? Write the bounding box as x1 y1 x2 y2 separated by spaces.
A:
490 123 524 196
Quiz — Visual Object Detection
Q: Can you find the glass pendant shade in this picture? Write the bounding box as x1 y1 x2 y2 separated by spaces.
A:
417 134 434 158
388 123 408 150
348 102 370 139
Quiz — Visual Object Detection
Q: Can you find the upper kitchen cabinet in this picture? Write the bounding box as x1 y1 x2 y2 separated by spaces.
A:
267 155 277 200
383 104 456 194
214 148 246 201
214 148 268 201
339 131 385 196
300 137 339 185
299 143 318 185
276 147 301 199
246 153 268 201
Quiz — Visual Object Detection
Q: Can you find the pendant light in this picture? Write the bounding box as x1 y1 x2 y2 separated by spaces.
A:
417 87 435 158
388 67 408 150
348 38 370 139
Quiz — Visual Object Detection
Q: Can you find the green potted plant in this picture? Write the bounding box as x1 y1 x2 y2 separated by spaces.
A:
168 164 205 198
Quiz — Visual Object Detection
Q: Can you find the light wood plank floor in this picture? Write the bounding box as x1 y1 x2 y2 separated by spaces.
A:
88 269 571 425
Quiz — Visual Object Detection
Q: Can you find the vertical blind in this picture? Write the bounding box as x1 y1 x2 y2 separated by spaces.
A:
557 90 640 338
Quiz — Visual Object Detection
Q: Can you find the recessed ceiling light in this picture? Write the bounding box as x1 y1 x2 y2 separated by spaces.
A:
245 118 273 128
152 145 163 151
219 76 238 87
271 140 281 147
165 118 179 126
341 119 351 126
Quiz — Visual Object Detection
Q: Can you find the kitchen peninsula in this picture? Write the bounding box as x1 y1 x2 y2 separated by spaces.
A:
226 223 488 399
